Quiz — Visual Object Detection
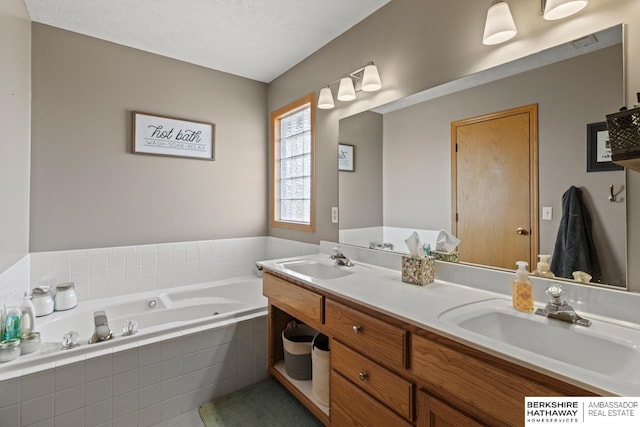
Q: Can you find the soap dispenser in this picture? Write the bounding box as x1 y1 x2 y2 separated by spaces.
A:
532 254 555 278
512 261 534 313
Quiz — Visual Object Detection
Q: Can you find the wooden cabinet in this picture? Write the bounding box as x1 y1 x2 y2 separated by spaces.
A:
326 299 413 425
412 332 595 427
263 272 330 425
262 270 595 427
417 391 483 427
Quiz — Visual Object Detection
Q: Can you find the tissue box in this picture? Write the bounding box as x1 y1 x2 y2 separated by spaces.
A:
402 256 435 286
432 250 459 263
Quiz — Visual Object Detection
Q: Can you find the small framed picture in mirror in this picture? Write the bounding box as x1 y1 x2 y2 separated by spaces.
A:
587 122 623 172
338 143 355 172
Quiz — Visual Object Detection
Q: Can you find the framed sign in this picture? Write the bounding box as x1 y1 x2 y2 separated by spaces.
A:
587 122 623 172
338 143 355 172
132 111 215 160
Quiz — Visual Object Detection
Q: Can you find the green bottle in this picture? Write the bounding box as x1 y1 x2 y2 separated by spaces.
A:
3 306 22 341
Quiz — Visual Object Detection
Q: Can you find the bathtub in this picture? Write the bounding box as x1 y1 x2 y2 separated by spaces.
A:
0 275 267 378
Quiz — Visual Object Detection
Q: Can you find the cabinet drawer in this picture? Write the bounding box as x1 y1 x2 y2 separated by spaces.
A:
331 370 412 427
325 299 407 370
332 340 413 420
263 273 323 326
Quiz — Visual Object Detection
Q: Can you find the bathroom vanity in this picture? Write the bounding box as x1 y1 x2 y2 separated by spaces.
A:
259 252 640 426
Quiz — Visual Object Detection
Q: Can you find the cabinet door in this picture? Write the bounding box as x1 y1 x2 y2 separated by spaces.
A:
417 391 483 427
412 333 593 426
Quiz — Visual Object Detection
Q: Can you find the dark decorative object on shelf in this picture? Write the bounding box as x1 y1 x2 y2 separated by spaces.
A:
606 93 640 173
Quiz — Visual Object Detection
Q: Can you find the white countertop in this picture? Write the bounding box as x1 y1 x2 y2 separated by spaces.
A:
258 253 640 396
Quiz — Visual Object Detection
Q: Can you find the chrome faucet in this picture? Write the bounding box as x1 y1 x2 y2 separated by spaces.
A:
89 310 114 343
369 242 394 250
331 248 354 267
535 285 591 327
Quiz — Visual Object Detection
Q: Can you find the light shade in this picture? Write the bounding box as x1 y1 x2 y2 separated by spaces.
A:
543 0 588 20
482 1 517 46
337 76 356 101
317 86 335 109
361 63 382 92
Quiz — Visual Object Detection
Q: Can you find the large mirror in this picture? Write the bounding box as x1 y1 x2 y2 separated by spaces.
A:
339 25 627 288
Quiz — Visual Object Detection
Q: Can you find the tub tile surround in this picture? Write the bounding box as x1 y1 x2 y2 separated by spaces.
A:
339 226 441 253
0 255 30 308
0 316 268 427
0 236 318 306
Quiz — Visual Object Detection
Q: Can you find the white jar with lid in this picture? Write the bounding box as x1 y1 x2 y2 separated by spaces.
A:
32 287 55 317
20 332 41 355
0 339 21 362
54 283 78 311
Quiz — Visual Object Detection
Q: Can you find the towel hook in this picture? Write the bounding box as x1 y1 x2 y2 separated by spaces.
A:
609 184 617 202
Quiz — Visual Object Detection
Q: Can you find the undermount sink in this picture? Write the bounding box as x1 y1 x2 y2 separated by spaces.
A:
438 299 640 383
278 260 354 280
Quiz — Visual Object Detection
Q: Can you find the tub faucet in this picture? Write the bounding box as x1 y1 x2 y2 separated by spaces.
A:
89 310 114 343
369 242 394 251
331 248 353 267
535 285 591 327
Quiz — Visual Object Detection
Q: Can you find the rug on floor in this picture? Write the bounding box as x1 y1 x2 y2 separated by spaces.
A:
198 377 324 426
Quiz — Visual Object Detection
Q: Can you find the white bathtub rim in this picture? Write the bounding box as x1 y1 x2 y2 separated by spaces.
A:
0 275 267 381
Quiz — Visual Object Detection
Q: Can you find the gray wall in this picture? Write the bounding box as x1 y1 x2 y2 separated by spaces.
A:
0 0 31 271
338 111 383 229
30 24 268 251
267 0 640 291
382 46 625 286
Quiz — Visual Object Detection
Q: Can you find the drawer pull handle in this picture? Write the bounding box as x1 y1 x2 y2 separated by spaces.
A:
352 325 361 334
358 372 368 381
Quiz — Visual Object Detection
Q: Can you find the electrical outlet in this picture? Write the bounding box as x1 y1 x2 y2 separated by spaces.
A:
542 207 553 221
331 207 339 223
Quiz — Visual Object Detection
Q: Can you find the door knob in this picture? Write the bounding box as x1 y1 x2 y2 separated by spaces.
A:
516 227 529 235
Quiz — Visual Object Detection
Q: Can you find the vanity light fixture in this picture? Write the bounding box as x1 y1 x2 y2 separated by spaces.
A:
317 62 382 110
542 0 589 21
482 0 517 46
483 0 589 46
337 76 356 101
361 63 382 92
318 86 335 109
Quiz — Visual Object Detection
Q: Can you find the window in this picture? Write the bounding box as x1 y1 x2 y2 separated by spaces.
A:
270 93 315 232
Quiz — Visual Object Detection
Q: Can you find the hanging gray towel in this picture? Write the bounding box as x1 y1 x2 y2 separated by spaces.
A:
550 186 602 282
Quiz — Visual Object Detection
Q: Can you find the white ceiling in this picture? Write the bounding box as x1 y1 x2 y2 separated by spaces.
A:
24 0 390 83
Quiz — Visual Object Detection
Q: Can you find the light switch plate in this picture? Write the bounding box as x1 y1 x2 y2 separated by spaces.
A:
542 207 553 221
331 207 339 223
